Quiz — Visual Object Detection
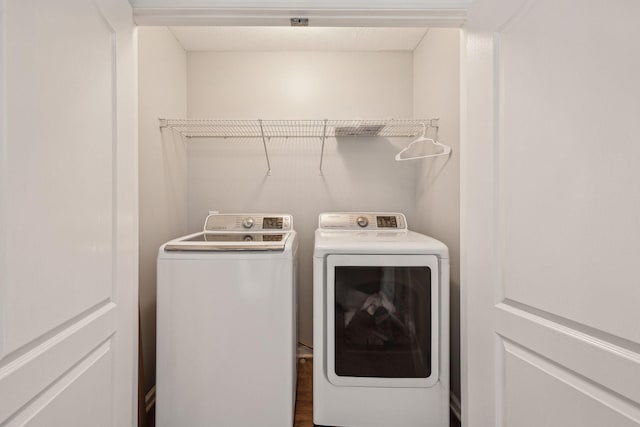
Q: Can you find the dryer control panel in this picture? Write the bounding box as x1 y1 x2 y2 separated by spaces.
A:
204 213 293 232
318 212 407 230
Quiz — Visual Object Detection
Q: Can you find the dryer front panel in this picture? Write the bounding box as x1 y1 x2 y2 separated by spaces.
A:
326 254 439 388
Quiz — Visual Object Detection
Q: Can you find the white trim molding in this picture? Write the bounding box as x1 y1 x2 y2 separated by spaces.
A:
132 2 470 27
131 0 470 6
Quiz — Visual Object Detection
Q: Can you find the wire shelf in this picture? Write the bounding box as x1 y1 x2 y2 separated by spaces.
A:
158 118 440 175
159 118 438 139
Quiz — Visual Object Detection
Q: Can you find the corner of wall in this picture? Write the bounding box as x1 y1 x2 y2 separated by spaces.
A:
138 26 189 397
411 27 462 403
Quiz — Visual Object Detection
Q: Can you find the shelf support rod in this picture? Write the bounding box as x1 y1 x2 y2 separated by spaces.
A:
259 119 272 175
319 119 328 175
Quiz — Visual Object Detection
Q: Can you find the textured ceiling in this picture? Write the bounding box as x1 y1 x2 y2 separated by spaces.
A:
169 26 429 51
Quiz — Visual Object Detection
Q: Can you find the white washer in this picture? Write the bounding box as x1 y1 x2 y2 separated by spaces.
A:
313 212 449 427
156 213 298 427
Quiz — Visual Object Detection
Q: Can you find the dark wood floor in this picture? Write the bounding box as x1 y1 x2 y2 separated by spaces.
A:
294 358 314 426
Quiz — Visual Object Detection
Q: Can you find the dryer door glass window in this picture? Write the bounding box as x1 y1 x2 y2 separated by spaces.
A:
334 266 431 378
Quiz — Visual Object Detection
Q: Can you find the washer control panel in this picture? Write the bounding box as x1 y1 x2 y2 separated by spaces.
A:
205 214 293 232
242 217 255 229
319 212 407 230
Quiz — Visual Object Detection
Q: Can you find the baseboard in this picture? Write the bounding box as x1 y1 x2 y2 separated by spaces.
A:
145 385 156 414
450 392 461 422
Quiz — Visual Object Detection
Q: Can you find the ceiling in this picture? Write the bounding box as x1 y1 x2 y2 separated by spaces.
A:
169 27 429 52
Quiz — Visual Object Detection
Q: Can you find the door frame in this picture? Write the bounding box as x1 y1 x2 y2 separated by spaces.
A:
130 0 469 27
460 2 532 425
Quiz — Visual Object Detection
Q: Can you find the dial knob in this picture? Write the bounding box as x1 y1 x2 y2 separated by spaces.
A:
242 217 255 229
243 235 254 241
356 216 369 228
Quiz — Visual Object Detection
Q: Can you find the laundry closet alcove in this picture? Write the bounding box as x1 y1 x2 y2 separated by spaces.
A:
138 25 462 423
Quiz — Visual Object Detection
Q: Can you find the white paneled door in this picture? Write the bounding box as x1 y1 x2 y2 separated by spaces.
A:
0 0 137 426
462 0 640 426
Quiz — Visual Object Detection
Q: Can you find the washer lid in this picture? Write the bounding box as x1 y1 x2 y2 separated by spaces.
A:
164 231 291 252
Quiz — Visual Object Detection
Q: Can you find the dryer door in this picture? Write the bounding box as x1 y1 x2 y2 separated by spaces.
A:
326 254 439 388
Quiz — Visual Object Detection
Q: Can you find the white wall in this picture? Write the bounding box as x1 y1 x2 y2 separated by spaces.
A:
186 51 416 345
412 29 461 405
138 27 188 395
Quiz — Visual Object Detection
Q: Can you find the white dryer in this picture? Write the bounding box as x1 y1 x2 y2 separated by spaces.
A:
156 213 298 427
313 212 449 427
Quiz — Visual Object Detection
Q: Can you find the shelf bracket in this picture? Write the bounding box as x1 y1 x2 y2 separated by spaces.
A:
258 119 272 175
430 118 440 141
319 119 328 175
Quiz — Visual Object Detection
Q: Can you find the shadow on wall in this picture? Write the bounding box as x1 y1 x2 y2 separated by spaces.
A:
161 129 189 225
415 156 451 200
185 135 420 229
330 136 420 201
409 132 452 200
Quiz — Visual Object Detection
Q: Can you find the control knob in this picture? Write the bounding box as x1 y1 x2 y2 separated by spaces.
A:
356 216 369 228
242 217 255 229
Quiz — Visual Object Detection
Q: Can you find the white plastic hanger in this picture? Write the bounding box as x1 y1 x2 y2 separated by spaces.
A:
395 123 452 161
